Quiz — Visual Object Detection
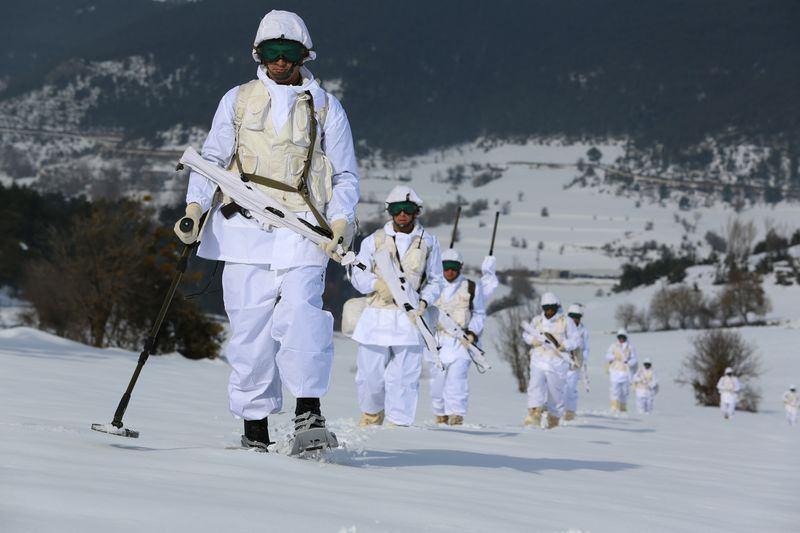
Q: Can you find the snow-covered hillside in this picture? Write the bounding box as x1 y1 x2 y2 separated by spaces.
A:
1 319 798 532
355 140 800 279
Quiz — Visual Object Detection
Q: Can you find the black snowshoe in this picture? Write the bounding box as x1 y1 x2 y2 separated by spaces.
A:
290 398 339 456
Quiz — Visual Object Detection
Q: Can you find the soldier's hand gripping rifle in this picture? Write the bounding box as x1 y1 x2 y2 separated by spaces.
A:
437 309 492 373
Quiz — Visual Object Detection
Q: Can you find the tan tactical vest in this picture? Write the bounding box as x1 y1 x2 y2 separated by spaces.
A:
368 229 429 310
610 344 632 372
532 314 568 359
230 79 333 213
634 369 655 391
436 279 474 333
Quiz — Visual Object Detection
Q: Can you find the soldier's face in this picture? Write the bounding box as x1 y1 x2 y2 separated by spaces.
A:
392 211 416 229
443 267 459 282
266 58 300 83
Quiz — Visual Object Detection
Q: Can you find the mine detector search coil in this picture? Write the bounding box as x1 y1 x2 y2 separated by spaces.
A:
91 213 207 439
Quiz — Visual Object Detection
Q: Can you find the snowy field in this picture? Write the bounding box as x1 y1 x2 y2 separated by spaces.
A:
1 321 798 533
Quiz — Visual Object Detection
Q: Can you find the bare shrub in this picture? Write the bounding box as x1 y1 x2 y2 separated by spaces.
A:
717 271 771 325
669 284 704 329
494 302 535 393
725 218 756 271
632 308 650 332
678 330 762 411
23 200 223 358
649 286 674 330
615 303 637 330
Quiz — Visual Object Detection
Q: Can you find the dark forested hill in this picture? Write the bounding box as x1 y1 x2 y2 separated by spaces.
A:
2 0 798 155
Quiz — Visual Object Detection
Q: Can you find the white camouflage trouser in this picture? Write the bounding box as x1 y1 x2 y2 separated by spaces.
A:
223 263 333 420
610 379 631 406
429 358 471 417
720 392 738 418
786 407 798 426
356 344 423 426
635 391 654 413
527 357 569 418
564 368 581 413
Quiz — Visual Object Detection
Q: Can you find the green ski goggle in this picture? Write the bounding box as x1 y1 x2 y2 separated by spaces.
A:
387 201 419 216
257 39 306 63
442 260 462 272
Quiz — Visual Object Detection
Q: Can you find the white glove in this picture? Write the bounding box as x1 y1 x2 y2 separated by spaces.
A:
320 219 352 260
481 255 496 275
373 279 393 303
173 203 202 244
406 300 427 323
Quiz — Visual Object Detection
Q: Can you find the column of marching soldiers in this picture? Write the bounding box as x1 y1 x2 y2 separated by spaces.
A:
342 185 659 431
165 10 796 455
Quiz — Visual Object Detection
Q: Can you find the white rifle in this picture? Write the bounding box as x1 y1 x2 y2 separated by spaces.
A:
437 309 491 373
178 147 365 270
521 321 576 366
372 248 442 369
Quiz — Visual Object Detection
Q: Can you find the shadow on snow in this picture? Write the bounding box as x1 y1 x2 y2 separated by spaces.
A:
348 448 639 473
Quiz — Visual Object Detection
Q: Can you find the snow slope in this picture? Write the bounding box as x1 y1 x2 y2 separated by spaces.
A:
1 323 798 533
357 140 800 277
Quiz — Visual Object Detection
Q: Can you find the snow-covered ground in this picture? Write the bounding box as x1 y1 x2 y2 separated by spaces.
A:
1 319 798 532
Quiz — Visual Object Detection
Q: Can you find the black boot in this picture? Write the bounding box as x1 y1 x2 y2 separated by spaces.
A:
242 417 272 451
295 397 322 418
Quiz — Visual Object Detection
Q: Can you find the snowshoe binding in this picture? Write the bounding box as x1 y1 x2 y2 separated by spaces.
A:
290 412 339 456
241 417 273 452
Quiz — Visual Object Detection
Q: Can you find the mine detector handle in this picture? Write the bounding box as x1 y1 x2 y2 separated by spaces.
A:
179 218 194 233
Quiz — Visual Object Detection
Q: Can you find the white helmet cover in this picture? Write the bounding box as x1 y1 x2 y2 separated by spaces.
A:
617 328 628 337
643 358 652 365
567 303 584 316
725 367 733 374
385 185 423 207
442 248 463 264
252 10 316 63
540 292 560 307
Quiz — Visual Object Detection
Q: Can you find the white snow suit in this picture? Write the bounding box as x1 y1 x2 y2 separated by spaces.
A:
632 367 659 413
783 391 799 425
523 311 580 418
716 375 741 418
350 222 444 425
185 64 359 420
605 340 637 410
429 275 486 417
480 255 499 301
564 322 590 414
